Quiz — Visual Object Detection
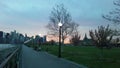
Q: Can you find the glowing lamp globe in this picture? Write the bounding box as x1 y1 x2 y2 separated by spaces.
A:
58 22 63 27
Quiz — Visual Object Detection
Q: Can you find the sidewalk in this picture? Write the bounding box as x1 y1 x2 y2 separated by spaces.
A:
21 45 87 68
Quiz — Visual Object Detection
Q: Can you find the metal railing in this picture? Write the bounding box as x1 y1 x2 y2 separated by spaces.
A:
0 45 22 68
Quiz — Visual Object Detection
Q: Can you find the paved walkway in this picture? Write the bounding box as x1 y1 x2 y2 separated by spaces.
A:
21 45 87 68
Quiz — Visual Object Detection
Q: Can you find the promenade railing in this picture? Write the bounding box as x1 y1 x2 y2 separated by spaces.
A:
0 45 22 68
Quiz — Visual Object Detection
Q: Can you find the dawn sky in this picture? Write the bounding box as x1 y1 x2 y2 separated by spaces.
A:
0 0 115 38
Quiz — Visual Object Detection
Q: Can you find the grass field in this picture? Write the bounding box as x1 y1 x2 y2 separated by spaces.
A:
40 45 120 68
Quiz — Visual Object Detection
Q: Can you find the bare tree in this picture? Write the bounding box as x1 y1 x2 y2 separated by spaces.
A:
89 25 113 49
70 32 81 46
103 0 120 35
47 4 79 44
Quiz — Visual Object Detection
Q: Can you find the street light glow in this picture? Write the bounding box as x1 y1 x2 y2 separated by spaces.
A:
58 22 63 27
39 34 42 36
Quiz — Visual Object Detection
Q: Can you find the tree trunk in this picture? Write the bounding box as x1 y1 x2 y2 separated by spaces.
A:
62 38 64 45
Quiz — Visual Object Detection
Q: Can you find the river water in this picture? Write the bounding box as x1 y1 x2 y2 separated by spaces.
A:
0 44 15 51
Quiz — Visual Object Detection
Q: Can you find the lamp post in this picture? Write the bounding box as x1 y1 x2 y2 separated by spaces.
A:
58 22 63 58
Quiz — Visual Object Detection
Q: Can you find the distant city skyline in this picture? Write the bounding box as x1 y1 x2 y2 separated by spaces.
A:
0 0 115 38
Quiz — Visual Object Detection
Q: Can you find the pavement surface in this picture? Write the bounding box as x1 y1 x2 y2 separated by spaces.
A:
21 45 87 68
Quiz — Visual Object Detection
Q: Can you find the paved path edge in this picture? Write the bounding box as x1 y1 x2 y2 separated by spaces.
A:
42 52 88 68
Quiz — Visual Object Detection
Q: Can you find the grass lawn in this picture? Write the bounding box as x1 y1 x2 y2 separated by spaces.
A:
40 45 120 68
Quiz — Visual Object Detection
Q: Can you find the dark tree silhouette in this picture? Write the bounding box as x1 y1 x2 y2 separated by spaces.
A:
89 25 113 49
103 0 120 35
70 32 80 46
47 4 79 44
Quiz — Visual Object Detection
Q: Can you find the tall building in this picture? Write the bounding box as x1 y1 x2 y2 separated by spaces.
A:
34 35 47 44
0 31 4 43
5 33 10 43
43 35 46 43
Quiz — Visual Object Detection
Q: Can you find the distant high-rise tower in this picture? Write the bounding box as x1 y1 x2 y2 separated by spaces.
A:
0 31 3 43
43 35 46 43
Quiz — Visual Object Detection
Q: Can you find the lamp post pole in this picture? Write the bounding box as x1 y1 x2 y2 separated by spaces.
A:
58 22 62 58
58 26 62 58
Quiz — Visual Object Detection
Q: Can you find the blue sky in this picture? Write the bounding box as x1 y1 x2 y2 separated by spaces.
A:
0 0 115 37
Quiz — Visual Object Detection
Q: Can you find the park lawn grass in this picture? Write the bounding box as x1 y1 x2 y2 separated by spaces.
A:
41 45 120 68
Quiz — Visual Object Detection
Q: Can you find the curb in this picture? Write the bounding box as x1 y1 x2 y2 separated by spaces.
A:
43 52 88 68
